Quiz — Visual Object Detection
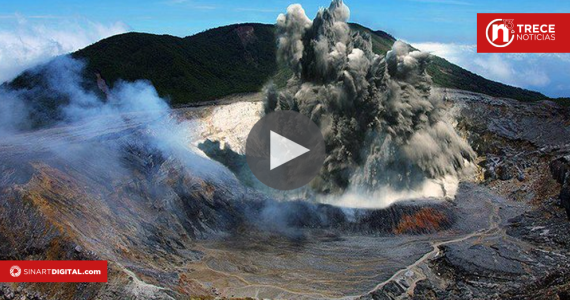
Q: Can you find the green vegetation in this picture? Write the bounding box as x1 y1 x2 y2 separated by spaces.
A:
7 22 555 108
426 56 546 102
73 23 277 105
552 98 570 107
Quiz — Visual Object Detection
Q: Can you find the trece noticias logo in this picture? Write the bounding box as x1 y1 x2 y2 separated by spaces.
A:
477 13 570 53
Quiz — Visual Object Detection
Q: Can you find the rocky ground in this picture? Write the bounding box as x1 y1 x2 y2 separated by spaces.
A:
0 89 569 299
362 89 570 300
0 100 462 299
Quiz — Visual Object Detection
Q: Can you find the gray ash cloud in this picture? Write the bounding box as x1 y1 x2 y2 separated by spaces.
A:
265 0 475 197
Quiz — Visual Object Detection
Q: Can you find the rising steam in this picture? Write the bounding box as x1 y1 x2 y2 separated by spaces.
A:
0 56 240 187
266 0 475 205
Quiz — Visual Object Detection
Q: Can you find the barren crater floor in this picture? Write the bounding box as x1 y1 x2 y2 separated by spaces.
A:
1 90 569 299
184 182 506 299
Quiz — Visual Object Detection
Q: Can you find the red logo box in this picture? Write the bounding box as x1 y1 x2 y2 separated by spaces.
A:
477 13 570 53
0 261 108 282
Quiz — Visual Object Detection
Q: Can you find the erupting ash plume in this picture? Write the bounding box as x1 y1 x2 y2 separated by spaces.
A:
266 0 476 205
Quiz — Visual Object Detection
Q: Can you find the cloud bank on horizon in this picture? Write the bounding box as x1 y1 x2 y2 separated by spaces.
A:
412 42 570 98
0 15 129 84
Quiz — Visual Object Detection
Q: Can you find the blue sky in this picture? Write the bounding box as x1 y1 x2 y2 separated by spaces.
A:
1 0 570 97
2 0 568 41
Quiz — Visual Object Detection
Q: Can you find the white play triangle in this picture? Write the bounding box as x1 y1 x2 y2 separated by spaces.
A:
270 130 310 170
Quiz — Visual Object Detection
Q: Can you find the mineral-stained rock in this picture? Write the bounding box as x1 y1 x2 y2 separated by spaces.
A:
550 156 570 219
361 89 570 300
0 113 460 299
2 88 570 299
497 163 516 181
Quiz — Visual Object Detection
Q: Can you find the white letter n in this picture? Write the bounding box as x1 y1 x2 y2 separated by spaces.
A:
492 24 509 42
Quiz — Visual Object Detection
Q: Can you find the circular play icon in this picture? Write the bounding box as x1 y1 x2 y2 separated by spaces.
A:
245 110 326 190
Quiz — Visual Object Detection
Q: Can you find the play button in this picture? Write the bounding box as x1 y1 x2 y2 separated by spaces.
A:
270 131 310 170
246 110 326 190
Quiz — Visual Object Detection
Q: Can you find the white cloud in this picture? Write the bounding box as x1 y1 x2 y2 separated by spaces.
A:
0 15 129 84
411 42 570 97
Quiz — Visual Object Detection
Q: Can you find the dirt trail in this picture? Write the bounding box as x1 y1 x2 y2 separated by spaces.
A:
368 195 502 297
